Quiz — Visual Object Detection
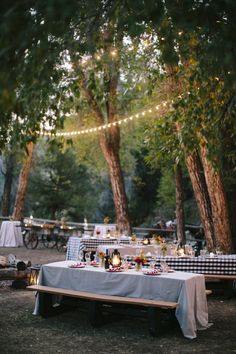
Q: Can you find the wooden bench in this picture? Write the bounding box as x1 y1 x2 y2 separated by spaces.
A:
204 274 236 281
204 274 236 298
27 285 178 336
205 289 212 296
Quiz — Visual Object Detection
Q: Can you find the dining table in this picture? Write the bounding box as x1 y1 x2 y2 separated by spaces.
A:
155 255 236 275
33 260 210 339
0 221 23 247
66 236 131 260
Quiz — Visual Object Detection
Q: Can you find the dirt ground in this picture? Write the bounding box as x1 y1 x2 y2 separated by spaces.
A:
0 245 236 354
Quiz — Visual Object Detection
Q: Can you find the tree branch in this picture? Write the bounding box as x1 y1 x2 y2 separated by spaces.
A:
80 72 104 126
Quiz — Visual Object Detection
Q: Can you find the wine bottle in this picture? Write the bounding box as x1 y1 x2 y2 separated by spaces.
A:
104 249 110 269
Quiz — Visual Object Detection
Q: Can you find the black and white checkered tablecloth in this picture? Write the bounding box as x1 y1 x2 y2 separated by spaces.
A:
79 238 130 252
155 255 236 275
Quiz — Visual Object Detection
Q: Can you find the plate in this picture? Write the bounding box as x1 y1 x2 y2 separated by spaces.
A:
69 263 85 269
143 270 161 276
168 269 175 273
106 268 124 272
127 265 135 269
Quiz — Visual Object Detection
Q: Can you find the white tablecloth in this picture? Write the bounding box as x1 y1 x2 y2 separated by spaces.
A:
0 221 23 247
93 224 117 237
34 260 209 339
97 244 158 257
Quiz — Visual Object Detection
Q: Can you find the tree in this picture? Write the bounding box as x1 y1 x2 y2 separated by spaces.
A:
143 1 236 252
26 142 97 221
175 163 185 244
1 150 16 216
0 1 158 232
12 141 34 220
1 1 235 251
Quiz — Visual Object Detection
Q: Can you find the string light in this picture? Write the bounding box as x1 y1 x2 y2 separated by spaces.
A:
110 48 117 57
41 101 171 138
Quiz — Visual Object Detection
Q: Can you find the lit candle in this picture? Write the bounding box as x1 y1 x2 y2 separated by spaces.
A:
178 248 185 257
112 255 120 267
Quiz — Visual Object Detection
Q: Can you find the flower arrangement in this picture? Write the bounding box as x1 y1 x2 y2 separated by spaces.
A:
134 251 147 265
134 252 146 271
153 234 164 245
98 251 105 259
160 241 167 256
98 251 105 267
104 216 110 224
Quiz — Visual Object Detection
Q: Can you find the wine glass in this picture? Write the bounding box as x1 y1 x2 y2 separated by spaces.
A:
160 261 168 273
85 252 90 265
149 258 155 270
123 255 129 270
78 250 84 263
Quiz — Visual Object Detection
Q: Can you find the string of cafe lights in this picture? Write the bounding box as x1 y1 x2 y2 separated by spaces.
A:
40 29 227 140
41 83 224 139
41 100 172 138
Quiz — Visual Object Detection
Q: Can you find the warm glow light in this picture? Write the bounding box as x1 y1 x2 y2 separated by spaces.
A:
40 100 175 139
110 49 117 57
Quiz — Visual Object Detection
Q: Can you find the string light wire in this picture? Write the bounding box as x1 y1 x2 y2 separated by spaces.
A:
41 100 173 139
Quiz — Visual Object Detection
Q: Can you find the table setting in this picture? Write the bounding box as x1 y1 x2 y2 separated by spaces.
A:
0 220 23 247
33 257 210 339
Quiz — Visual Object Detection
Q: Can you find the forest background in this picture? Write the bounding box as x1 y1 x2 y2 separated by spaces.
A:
0 0 235 252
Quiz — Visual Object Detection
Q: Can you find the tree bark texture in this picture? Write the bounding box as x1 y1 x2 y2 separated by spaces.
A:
200 145 233 253
12 142 34 221
81 70 131 234
175 163 186 244
1 153 16 216
99 127 131 234
185 151 215 251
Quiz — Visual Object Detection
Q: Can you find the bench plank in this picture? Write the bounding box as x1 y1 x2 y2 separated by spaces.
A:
27 285 178 309
204 274 236 280
27 284 179 336
205 289 212 296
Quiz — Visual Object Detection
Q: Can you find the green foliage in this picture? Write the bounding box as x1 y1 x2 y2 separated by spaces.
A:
155 168 176 221
128 148 161 226
25 142 98 221
1 0 235 228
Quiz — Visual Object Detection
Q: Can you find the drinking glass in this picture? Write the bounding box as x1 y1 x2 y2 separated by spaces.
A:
160 261 168 273
78 250 84 263
85 252 90 265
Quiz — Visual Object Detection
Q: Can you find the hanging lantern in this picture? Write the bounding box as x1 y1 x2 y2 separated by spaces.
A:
28 265 41 285
111 249 121 267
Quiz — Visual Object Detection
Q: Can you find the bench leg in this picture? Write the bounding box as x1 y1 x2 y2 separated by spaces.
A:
147 307 162 337
38 292 54 318
222 280 234 299
88 301 103 327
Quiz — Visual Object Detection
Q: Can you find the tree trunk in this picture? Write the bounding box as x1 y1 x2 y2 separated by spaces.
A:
12 142 34 221
1 153 16 216
185 151 215 251
0 268 29 280
99 127 131 234
227 189 236 252
175 163 185 244
81 66 131 234
200 145 233 253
